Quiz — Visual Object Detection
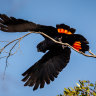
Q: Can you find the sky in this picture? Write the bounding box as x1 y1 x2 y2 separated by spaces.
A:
0 0 96 96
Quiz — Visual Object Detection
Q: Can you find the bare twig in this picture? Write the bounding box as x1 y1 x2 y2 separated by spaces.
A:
0 32 31 54
88 50 95 56
0 56 7 59
0 33 31 79
6 40 19 66
0 41 9 42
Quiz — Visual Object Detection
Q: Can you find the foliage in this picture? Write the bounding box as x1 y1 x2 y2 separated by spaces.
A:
57 80 96 96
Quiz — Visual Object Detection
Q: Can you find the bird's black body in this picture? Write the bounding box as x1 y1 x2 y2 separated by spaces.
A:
0 14 89 90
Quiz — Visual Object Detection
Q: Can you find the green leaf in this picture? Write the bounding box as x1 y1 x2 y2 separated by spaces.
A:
93 92 96 96
64 88 70 93
76 83 80 87
90 83 94 87
58 80 96 96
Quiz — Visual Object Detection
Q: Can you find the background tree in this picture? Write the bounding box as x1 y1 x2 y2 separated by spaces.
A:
58 80 96 96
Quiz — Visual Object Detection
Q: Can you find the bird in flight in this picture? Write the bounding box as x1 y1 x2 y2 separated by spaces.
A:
0 14 89 90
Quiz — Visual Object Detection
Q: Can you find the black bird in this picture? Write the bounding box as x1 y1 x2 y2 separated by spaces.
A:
0 14 89 90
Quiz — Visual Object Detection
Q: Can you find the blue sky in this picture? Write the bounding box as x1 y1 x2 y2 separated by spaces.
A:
0 0 96 96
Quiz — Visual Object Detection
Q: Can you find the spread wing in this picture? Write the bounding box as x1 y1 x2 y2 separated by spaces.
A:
0 14 38 32
0 14 57 36
22 47 71 90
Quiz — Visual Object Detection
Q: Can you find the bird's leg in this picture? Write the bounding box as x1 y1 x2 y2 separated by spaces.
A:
58 37 67 49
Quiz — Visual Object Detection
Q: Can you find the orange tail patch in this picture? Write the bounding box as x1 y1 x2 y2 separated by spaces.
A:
72 41 82 51
57 28 72 35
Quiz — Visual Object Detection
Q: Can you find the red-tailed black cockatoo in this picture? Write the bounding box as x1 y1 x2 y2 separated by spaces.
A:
0 14 89 90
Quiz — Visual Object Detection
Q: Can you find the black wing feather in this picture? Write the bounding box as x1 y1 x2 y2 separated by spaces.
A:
22 47 71 90
0 14 57 37
0 14 37 32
